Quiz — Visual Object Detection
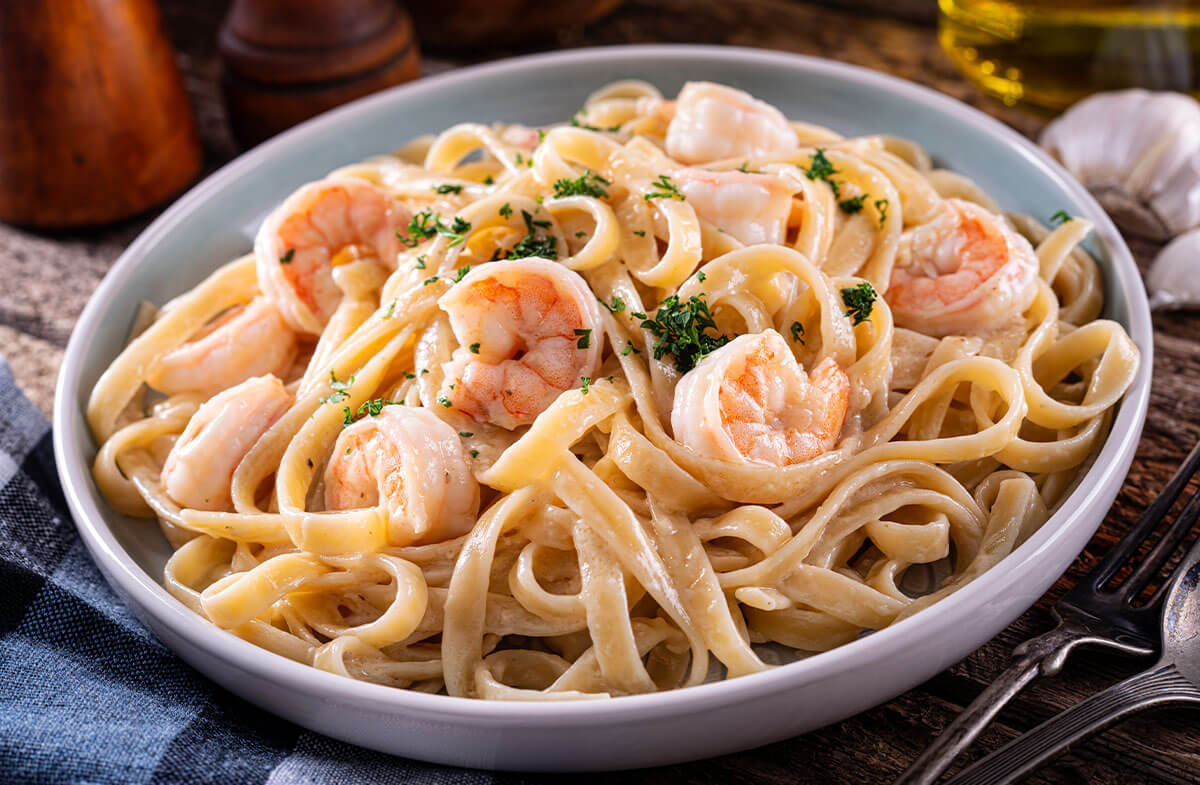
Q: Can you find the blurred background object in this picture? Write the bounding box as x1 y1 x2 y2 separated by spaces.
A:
219 0 422 147
940 0 1200 111
408 0 623 50
0 0 203 228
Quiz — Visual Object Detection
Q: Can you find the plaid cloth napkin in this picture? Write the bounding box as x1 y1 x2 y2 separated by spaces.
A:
0 359 512 785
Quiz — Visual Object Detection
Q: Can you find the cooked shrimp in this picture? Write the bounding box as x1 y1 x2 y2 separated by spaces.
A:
676 168 794 245
665 82 798 165
146 297 297 397
886 198 1039 337
438 258 604 430
255 178 412 335
672 330 849 466
162 375 292 511
324 406 479 545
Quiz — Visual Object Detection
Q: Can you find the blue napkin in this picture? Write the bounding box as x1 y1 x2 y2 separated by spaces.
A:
0 360 508 784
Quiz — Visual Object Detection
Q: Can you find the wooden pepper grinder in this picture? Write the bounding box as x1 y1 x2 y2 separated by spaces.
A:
219 0 421 148
0 0 203 228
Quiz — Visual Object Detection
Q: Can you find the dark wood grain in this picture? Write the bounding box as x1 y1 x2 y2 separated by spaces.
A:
218 0 422 147
0 0 203 227
2 1 1198 781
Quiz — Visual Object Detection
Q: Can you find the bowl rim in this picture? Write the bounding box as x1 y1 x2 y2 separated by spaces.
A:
53 43 1153 725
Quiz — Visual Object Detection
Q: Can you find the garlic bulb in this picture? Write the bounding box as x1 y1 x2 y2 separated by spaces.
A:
1147 228 1200 309
1040 90 1200 240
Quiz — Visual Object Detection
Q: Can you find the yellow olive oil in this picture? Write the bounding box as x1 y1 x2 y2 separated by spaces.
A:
939 0 1200 111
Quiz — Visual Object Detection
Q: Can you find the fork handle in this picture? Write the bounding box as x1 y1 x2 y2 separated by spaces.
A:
897 619 1118 785
943 663 1200 785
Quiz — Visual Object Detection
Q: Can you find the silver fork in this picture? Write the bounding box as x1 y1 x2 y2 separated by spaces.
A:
894 437 1200 785
944 519 1200 784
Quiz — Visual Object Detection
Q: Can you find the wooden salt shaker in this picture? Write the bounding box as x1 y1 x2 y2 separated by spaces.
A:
0 0 203 228
218 0 421 148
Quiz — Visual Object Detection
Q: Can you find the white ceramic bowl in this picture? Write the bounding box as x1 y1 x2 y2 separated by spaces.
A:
54 45 1151 771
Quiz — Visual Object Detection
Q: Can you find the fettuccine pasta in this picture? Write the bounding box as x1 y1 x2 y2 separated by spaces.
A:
88 80 1139 700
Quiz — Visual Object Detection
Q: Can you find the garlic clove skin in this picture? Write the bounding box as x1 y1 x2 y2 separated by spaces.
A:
1147 227 1200 309
1040 89 1200 241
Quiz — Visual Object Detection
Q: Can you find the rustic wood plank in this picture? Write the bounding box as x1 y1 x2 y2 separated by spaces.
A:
2 1 1197 782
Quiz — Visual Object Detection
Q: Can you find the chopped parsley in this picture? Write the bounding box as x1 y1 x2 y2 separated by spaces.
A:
574 328 592 349
580 376 591 394
453 265 471 283
470 449 480 458
553 169 611 199
875 198 889 227
469 342 481 354
841 282 877 325
632 230 646 237
342 397 398 425
279 248 295 264
420 369 429 375
790 321 806 344
737 161 751 173
423 276 439 286
502 209 558 260
838 195 866 214
621 342 640 356
599 295 626 314
644 174 685 202
438 396 452 408
459 431 474 438
403 372 416 379
384 300 396 319
433 183 463 195
498 202 513 219
319 371 354 404
415 255 427 270
804 148 847 200
401 209 472 248
482 175 494 185
639 293 731 372
576 231 587 238
696 270 707 283
1050 209 1073 226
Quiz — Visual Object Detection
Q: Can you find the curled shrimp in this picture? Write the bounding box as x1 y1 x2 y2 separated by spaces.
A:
324 406 479 545
671 330 849 466
886 198 1039 337
162 375 292 511
665 82 798 165
255 178 411 335
676 168 794 245
438 258 604 430
146 296 298 397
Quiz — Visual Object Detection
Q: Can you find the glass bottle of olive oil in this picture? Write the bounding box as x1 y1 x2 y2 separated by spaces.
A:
939 0 1200 111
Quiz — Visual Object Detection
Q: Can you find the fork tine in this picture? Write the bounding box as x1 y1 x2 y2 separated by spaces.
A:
1086 437 1200 590
1121 482 1200 600
1137 487 1200 608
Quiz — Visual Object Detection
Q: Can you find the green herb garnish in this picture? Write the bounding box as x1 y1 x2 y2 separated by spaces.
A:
639 293 732 372
841 281 877 326
433 184 463 195
874 198 889 227
1050 209 1073 226
319 371 355 404
574 328 592 349
838 195 866 214
790 321 805 344
279 248 295 264
644 174 685 202
469 343 480 354
553 169 611 199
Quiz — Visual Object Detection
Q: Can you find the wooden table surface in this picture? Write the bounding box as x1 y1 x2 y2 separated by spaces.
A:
3 1 1198 782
